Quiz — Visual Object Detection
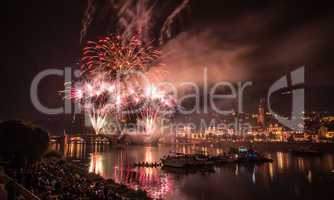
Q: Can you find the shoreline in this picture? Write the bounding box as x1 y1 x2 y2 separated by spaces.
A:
56 156 152 200
5 156 152 200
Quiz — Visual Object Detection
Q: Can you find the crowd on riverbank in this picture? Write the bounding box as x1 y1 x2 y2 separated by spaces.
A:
6 158 150 200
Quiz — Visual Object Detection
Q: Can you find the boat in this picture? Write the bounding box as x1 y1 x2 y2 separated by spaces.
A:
235 149 273 163
161 147 273 168
238 146 248 153
161 153 214 168
133 162 161 168
227 147 273 164
290 148 323 157
160 153 189 168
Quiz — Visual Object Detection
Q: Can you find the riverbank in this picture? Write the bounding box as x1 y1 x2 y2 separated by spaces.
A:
46 143 334 199
170 142 334 152
5 157 151 200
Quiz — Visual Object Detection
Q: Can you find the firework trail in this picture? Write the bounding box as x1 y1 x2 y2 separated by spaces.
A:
80 0 190 44
117 0 154 43
159 0 190 44
80 0 96 43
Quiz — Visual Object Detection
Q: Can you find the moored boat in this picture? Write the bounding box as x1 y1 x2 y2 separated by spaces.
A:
161 153 214 168
235 149 273 163
161 147 273 168
227 147 273 164
161 155 188 168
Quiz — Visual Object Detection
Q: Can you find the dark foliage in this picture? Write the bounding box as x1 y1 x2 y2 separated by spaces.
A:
0 120 49 168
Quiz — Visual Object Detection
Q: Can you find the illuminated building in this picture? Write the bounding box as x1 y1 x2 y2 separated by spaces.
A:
257 99 265 127
318 126 334 139
291 132 309 142
267 123 287 142
322 116 334 122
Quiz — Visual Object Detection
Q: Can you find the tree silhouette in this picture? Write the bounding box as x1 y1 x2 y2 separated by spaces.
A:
0 120 49 168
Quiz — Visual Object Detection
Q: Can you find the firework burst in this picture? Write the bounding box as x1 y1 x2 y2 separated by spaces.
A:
81 35 160 81
66 79 176 135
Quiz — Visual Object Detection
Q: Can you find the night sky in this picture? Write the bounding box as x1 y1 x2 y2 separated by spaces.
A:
3 0 334 133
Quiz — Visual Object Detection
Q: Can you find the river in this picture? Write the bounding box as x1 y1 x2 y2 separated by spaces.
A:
51 143 334 200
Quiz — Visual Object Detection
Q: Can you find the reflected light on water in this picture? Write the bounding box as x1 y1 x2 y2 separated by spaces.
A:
145 147 153 176
182 146 186 154
66 143 86 159
201 146 208 155
49 143 334 200
89 154 105 177
307 170 312 183
90 146 174 199
50 143 60 151
235 165 239 176
325 155 334 170
252 167 257 184
297 158 305 171
145 147 153 162
277 152 285 171
269 163 274 180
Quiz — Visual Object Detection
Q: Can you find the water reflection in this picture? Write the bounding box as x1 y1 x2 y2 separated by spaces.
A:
268 162 274 180
50 144 334 200
297 158 305 171
252 166 256 184
235 165 239 176
67 143 86 159
307 170 312 183
50 143 60 151
89 154 105 177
